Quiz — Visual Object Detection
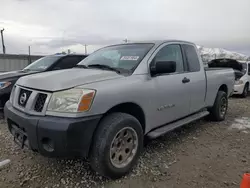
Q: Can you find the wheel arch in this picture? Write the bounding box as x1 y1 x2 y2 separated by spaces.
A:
88 102 146 158
218 84 228 95
102 102 146 133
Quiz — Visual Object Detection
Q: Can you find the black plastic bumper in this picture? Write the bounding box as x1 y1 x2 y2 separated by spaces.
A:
4 101 102 158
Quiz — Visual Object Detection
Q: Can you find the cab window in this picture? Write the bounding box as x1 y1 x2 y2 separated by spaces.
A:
154 44 184 73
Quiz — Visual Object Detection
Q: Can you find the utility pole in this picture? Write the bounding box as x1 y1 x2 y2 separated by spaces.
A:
84 44 87 55
28 45 31 64
0 28 6 54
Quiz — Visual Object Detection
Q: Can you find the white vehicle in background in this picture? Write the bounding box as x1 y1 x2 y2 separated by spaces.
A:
208 59 250 98
234 61 250 97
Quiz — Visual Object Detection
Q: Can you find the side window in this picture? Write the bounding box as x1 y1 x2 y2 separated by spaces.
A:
154 44 184 73
53 56 83 70
248 64 250 75
182 44 200 72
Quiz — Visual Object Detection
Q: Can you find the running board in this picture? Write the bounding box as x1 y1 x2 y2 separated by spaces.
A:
147 111 210 139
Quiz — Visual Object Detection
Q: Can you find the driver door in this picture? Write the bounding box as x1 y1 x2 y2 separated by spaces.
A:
150 44 191 128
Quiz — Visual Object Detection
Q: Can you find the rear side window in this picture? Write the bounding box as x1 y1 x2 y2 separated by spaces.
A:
248 64 250 75
182 44 200 72
53 56 84 70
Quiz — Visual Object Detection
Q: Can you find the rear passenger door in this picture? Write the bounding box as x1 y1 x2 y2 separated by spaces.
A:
52 56 85 70
181 44 206 113
150 44 191 128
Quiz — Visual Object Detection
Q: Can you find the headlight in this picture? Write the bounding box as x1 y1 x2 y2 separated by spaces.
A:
47 88 96 113
9 86 16 104
235 80 244 85
0 81 11 89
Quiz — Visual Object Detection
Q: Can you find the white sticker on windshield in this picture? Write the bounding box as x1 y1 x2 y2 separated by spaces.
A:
38 66 47 69
120 56 139 61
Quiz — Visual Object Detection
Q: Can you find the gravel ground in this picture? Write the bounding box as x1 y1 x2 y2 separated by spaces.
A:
1 97 250 188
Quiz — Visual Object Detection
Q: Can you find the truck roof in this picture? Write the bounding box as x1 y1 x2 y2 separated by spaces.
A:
53 53 88 57
126 40 196 46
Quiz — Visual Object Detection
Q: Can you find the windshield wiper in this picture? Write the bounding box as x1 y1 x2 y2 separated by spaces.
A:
87 64 121 74
75 64 88 69
22 69 32 72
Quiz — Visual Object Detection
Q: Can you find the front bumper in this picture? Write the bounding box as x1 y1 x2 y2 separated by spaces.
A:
233 84 244 95
4 101 102 158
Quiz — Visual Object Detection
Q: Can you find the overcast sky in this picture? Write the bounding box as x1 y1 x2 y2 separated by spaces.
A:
0 0 250 55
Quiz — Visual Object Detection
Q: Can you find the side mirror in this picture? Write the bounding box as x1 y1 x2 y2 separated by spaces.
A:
150 60 176 76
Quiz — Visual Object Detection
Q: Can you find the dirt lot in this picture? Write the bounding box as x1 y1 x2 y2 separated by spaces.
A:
1 97 250 188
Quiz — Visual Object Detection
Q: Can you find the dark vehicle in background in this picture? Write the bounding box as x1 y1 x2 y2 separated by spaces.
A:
0 54 87 109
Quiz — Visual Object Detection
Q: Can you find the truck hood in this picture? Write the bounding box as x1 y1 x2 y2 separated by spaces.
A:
208 58 245 80
17 68 124 91
0 70 38 80
208 59 243 71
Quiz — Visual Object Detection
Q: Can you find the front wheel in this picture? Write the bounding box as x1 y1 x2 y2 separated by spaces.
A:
208 91 228 121
241 84 249 98
90 112 143 179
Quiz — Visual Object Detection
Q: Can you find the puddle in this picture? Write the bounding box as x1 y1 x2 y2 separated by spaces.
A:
229 117 250 133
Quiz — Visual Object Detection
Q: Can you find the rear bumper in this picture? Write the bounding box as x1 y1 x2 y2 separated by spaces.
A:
233 84 244 95
4 101 102 158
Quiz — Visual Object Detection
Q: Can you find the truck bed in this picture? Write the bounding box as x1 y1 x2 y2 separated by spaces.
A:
205 68 235 107
204 67 230 71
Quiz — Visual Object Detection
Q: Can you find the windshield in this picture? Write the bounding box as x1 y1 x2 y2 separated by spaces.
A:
23 56 61 71
78 43 154 72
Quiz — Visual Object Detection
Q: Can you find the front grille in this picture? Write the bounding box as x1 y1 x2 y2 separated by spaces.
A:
34 93 47 112
18 89 32 107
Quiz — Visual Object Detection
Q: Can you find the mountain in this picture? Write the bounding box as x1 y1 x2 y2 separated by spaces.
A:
197 45 250 63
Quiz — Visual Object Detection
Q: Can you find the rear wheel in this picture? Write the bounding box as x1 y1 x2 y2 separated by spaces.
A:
208 91 228 121
241 84 249 98
90 112 143 179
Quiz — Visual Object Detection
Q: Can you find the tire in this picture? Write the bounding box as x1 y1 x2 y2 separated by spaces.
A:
90 112 143 179
0 95 9 109
241 84 249 98
208 91 228 121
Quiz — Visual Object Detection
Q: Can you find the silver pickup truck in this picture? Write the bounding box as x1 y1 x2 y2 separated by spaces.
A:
4 40 234 179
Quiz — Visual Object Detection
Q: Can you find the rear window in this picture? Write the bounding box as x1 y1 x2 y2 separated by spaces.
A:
182 44 200 72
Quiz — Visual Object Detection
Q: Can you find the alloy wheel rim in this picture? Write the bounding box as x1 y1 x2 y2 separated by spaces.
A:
110 127 138 168
220 97 227 117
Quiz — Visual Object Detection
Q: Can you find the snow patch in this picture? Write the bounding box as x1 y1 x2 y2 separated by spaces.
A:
229 117 250 133
0 159 11 169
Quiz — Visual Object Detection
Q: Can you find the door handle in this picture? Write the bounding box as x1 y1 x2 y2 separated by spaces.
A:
182 77 190 83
